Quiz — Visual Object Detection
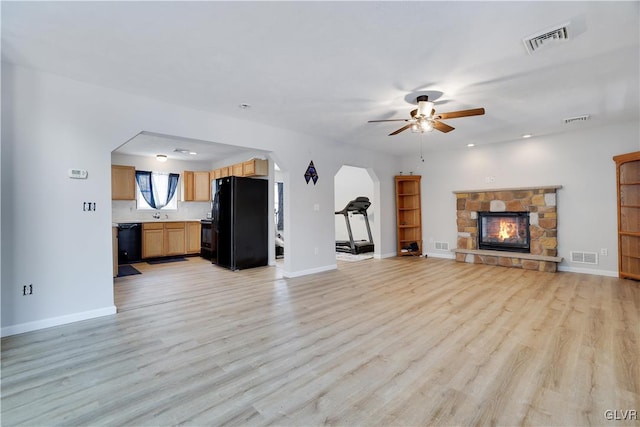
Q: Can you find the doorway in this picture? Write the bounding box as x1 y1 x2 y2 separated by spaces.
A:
274 162 284 260
334 165 378 262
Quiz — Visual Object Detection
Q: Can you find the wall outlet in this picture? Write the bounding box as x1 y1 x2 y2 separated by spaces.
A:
600 248 608 256
22 284 33 295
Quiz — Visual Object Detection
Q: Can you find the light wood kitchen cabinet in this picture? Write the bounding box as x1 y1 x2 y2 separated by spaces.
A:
164 222 186 256
212 160 268 180
142 222 164 258
142 221 200 258
243 159 268 177
111 165 136 200
614 151 640 280
112 226 119 277
183 171 211 201
232 163 244 177
186 222 201 254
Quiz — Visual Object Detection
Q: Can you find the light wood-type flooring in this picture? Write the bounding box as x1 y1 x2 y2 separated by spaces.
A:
2 256 639 426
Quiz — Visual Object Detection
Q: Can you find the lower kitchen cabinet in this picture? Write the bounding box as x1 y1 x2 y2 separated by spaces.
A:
142 223 165 258
142 221 200 258
112 226 119 277
164 222 186 256
186 222 201 254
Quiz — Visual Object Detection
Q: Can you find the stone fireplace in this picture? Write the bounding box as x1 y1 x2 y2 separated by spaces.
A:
452 186 562 272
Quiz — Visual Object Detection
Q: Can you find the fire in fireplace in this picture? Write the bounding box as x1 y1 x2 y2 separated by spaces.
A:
478 212 530 253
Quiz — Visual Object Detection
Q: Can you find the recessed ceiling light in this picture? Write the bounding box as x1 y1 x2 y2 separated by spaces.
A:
467 143 475 147
522 134 532 139
239 103 251 110
174 148 198 156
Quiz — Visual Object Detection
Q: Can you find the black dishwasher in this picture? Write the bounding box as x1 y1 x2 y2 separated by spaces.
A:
117 223 142 264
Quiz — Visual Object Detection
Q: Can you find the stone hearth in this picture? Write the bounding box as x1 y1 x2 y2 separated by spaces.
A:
452 186 563 272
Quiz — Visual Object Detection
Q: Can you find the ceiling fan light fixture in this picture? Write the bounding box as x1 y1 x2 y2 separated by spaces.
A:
417 101 434 117
420 119 434 132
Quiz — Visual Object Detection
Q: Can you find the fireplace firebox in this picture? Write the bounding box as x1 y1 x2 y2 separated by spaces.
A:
478 212 530 253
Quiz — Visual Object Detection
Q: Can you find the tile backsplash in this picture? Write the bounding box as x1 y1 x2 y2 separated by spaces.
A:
112 200 211 222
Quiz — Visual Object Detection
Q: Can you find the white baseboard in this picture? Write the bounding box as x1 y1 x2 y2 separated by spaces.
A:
283 263 337 278
376 252 398 259
557 265 619 277
1 305 117 337
425 252 456 260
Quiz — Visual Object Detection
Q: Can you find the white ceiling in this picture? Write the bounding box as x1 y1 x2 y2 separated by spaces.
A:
2 1 638 159
116 131 262 163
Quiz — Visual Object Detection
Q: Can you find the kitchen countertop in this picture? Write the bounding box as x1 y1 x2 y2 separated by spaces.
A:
113 219 205 225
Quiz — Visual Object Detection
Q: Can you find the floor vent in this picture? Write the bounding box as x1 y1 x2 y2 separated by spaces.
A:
570 251 598 265
564 115 590 124
434 241 449 251
523 22 571 54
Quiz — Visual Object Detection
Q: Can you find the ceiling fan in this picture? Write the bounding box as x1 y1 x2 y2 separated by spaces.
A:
368 95 485 136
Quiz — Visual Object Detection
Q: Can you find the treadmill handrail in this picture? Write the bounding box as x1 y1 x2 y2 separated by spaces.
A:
335 196 371 215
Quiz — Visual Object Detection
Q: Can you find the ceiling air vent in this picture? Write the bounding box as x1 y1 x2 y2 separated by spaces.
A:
523 22 571 54
564 115 590 124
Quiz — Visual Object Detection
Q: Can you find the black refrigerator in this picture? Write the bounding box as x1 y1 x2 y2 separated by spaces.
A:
212 176 268 270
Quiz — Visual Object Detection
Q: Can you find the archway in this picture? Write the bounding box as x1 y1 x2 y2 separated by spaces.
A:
334 165 380 262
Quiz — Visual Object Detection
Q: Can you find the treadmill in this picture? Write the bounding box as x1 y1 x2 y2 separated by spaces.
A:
335 196 374 255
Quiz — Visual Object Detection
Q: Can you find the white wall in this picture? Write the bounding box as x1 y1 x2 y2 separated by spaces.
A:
402 122 640 276
334 166 374 243
1 63 401 336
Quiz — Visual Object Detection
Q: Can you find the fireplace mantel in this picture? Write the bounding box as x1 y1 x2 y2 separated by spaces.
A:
453 185 563 272
453 185 562 194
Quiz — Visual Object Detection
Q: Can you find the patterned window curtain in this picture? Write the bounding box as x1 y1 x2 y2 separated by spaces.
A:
135 170 156 209
166 173 180 207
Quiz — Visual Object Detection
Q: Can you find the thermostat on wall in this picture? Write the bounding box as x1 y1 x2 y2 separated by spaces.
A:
68 169 88 179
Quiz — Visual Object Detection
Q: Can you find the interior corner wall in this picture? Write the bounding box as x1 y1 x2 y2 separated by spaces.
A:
0 63 402 335
402 121 640 275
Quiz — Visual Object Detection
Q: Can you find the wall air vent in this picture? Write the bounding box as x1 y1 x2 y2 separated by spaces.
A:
523 22 571 54
434 241 449 251
564 115 590 124
570 251 598 265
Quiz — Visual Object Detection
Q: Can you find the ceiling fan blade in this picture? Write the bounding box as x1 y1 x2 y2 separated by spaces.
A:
436 108 485 120
389 124 412 136
367 118 410 123
432 120 455 133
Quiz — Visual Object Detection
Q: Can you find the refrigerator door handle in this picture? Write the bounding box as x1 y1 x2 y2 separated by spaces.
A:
212 190 221 232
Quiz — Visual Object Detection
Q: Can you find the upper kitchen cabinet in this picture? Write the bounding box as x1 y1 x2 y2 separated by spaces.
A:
183 171 211 202
243 159 268 177
111 165 136 200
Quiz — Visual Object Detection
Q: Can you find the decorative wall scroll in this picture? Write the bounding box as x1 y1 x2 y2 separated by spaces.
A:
304 160 318 185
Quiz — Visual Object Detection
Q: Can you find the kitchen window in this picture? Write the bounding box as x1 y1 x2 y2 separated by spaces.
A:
135 171 179 210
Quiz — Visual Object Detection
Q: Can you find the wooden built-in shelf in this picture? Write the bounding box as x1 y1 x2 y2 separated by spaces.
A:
395 175 422 256
613 151 640 280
